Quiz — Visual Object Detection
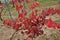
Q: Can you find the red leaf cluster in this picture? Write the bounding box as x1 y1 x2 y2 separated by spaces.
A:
2 0 60 40
29 1 40 10
3 8 60 39
42 8 60 16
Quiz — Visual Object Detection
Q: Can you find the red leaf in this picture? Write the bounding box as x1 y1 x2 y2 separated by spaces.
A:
3 20 12 26
19 5 23 9
42 10 48 16
29 4 35 10
29 11 36 19
33 1 40 7
12 18 21 30
45 19 53 28
22 9 27 15
22 18 28 24
16 5 20 11
47 8 56 15
56 8 60 14
26 0 30 3
32 26 38 32
55 23 60 29
18 12 25 18
13 0 17 4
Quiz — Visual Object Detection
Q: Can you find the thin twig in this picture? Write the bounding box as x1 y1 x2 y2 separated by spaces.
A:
10 30 18 40
9 28 22 40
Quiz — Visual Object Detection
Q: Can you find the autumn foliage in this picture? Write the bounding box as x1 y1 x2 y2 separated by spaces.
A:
2 0 60 40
